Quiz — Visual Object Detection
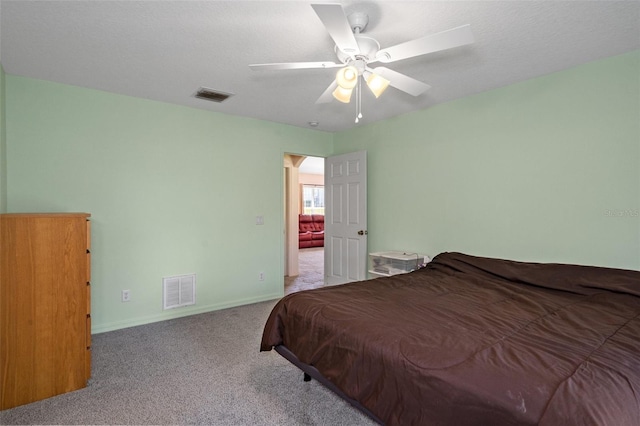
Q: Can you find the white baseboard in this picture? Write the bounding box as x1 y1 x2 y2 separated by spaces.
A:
91 292 283 334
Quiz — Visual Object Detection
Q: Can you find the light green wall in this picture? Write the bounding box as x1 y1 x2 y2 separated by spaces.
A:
5 77 333 332
1 64 6 213
335 50 640 270
5 51 638 334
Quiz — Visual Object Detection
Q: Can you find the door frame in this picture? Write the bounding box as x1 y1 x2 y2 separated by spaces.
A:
281 150 367 290
283 154 307 278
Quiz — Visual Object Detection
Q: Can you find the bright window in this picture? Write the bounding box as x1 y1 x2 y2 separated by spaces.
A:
303 185 324 215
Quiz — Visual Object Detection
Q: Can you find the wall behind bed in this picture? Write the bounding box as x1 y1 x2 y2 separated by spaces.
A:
5 77 333 332
334 50 640 271
0 64 6 213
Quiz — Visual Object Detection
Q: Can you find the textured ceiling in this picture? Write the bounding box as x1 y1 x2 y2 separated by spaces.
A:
1 1 639 132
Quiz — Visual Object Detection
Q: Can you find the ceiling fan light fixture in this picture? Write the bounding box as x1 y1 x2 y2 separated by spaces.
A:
336 66 358 89
332 86 353 103
366 73 390 98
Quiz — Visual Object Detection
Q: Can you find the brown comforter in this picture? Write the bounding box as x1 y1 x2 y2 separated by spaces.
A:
261 252 640 425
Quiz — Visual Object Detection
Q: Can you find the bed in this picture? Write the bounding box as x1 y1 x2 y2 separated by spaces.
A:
261 252 640 425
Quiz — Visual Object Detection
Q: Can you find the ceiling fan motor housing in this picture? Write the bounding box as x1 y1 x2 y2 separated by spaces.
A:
335 35 380 65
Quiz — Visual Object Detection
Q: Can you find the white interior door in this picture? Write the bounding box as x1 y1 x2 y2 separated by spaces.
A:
324 151 367 286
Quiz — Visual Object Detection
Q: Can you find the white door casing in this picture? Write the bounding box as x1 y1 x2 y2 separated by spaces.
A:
324 151 367 286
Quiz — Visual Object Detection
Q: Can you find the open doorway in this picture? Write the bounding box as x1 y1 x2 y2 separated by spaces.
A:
283 155 325 295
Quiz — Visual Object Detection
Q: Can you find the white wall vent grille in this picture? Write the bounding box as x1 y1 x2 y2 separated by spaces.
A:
163 274 196 310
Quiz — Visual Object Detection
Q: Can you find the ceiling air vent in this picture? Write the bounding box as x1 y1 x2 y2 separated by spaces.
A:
194 87 233 103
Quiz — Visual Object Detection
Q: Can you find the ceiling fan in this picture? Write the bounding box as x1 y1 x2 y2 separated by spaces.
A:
250 4 475 122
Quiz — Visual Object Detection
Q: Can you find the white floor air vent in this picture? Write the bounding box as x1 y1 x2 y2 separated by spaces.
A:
163 274 196 310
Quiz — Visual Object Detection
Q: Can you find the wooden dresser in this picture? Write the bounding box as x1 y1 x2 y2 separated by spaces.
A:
1 213 91 410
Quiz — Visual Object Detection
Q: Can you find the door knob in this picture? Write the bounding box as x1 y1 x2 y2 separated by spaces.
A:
358 230 368 235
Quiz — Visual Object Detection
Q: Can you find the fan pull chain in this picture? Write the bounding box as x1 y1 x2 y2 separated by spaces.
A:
358 78 363 119
354 25 362 124
355 77 363 123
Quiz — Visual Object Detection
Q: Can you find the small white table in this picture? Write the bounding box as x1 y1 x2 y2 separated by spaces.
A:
368 251 429 278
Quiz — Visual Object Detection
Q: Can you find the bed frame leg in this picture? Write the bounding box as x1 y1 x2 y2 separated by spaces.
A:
303 373 311 382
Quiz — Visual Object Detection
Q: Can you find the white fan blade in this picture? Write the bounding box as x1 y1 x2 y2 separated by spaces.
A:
316 80 338 104
311 4 360 57
250 62 343 71
375 24 474 64
372 67 431 96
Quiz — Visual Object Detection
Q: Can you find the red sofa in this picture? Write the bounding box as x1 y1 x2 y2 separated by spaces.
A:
299 214 324 248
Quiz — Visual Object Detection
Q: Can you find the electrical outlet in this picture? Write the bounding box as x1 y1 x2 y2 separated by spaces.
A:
122 289 131 302
259 272 265 281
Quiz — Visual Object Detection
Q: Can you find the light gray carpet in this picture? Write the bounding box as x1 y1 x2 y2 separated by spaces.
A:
0 300 375 425
285 248 324 295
